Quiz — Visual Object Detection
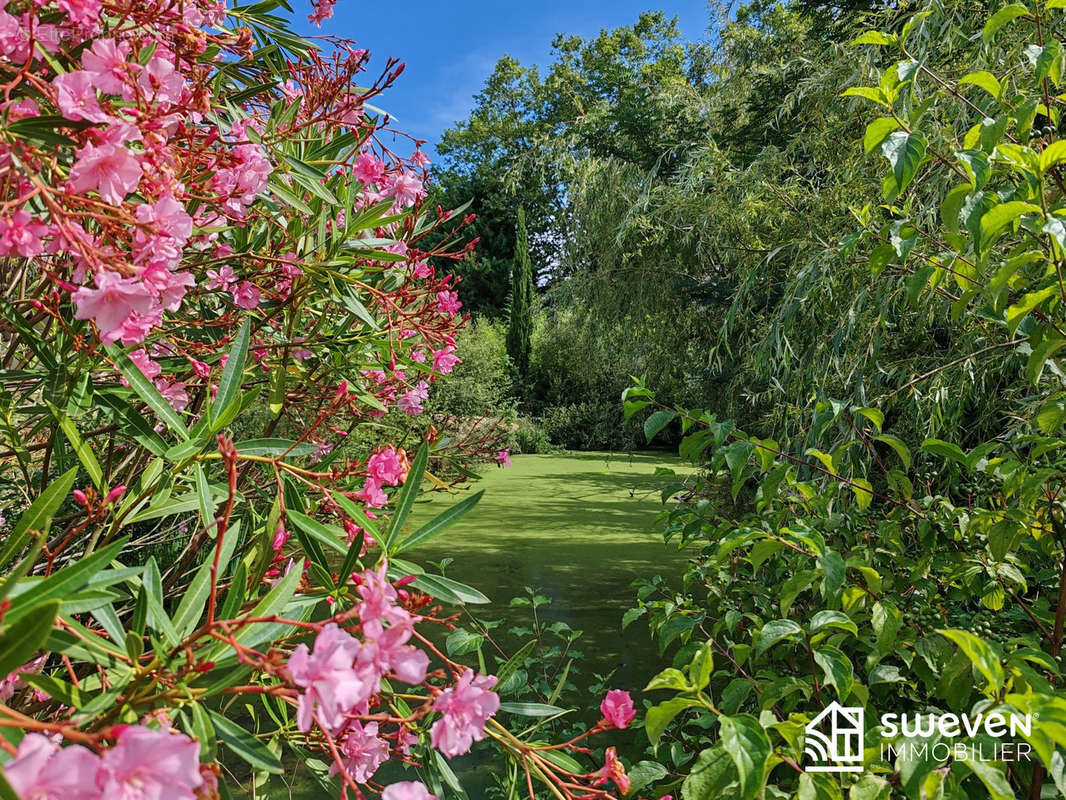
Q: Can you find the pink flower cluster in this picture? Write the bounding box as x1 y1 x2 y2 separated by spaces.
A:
356 445 409 509
287 563 431 782
430 669 500 757
287 561 499 782
3 727 202 800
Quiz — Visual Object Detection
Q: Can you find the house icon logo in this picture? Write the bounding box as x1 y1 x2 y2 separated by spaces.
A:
804 701 864 772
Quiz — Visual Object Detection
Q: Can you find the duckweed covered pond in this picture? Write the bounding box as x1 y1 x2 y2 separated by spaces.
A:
410 451 693 686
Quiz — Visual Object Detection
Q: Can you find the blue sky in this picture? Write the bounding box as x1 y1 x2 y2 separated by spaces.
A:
296 2 712 160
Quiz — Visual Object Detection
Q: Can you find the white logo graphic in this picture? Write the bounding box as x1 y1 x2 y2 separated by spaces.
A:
804 701 864 772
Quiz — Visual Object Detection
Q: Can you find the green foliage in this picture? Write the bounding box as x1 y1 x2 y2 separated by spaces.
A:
618 0 1066 796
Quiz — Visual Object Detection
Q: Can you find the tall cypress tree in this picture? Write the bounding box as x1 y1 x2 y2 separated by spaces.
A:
506 207 534 378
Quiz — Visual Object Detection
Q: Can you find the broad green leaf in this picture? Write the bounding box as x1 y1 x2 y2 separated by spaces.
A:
959 70 1002 99
921 438 967 464
645 667 693 692
864 118 901 154
852 30 898 46
979 201 1041 246
982 3 1030 41
756 619 803 655
645 697 703 745
874 434 912 468
1040 140 1066 172
808 610 858 637
851 478 873 510
719 715 771 800
682 746 736 800
813 645 855 699
644 410 677 443
939 628 1004 691
881 131 927 195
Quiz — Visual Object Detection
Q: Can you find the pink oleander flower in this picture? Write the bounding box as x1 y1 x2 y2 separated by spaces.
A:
366 445 408 486
128 348 161 380
232 281 260 309
272 523 290 552
431 345 461 375
156 379 189 412
430 669 500 758
2 733 102 800
397 380 429 416
56 0 101 29
389 172 423 207
72 270 156 344
0 10 29 62
358 617 428 686
353 151 384 185
600 689 636 729
82 38 131 94
356 476 388 508
142 268 194 312
592 747 631 795
54 70 111 124
99 726 203 800
135 194 193 243
328 721 389 783
137 56 185 105
436 290 461 317
204 265 236 291
411 260 431 279
69 141 142 206
382 782 437 800
411 150 431 168
0 210 48 258
494 450 512 468
288 623 369 733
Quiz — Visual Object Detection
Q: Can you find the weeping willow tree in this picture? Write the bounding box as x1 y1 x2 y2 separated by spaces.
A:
529 0 1018 453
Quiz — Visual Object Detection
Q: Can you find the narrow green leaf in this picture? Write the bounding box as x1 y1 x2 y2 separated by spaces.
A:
0 600 60 676
0 466 77 569
209 711 283 773
107 346 189 439
211 319 250 425
397 490 483 553
385 442 429 553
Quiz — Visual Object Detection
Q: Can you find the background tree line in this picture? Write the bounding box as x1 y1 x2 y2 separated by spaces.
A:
425 0 1015 457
